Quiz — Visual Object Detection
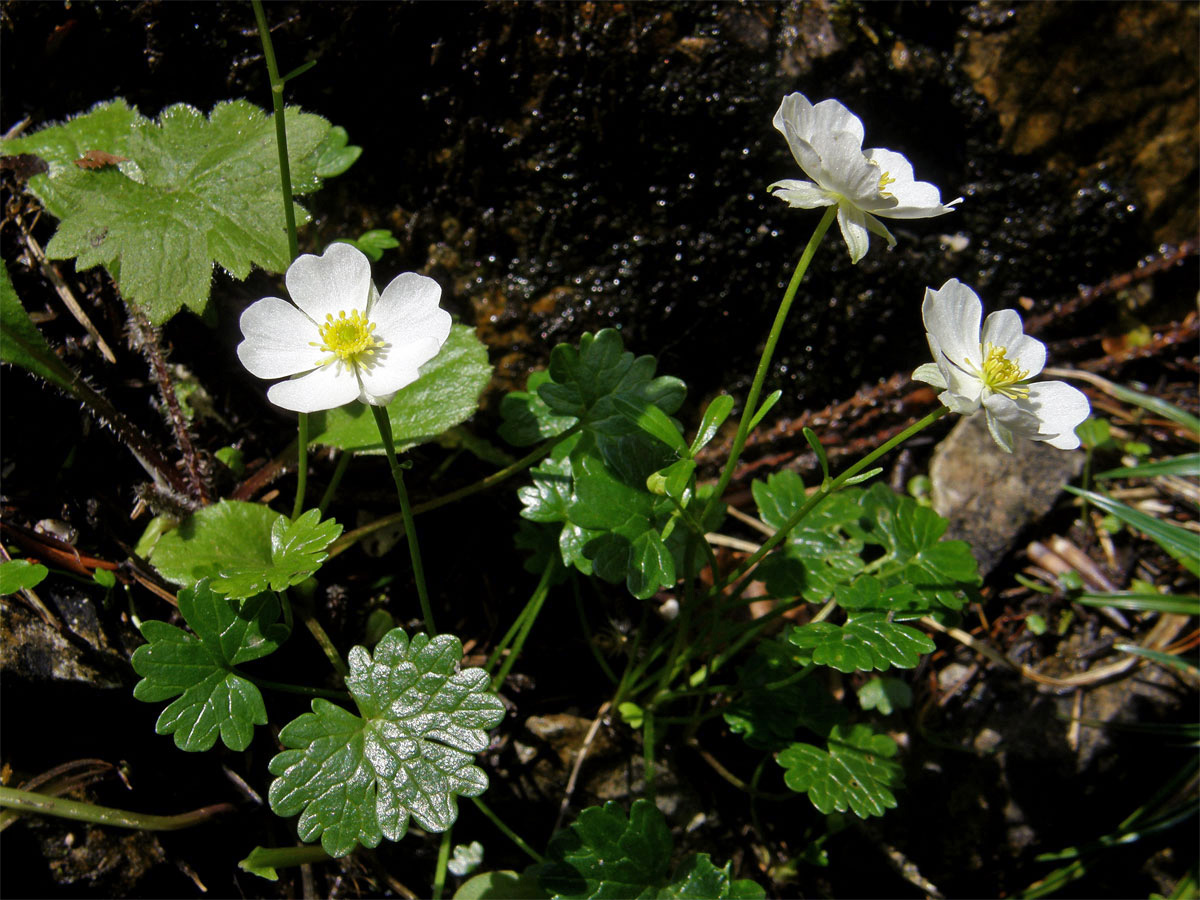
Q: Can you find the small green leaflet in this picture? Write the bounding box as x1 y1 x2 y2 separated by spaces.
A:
777 724 903 819
1 99 358 324
787 613 935 673
131 581 288 752
499 370 579 447
857 677 913 716
308 325 492 453
536 799 764 899
149 501 341 599
268 628 505 858
0 558 49 595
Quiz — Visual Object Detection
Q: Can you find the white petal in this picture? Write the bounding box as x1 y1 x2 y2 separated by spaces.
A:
865 148 959 218
237 297 322 378
357 335 442 402
767 179 837 209
836 204 871 264
984 393 1044 445
1022 381 1091 449
266 362 361 413
982 310 1046 376
925 331 978 409
863 212 897 247
371 273 452 348
985 408 1016 454
911 362 946 390
808 98 865 147
922 280 983 375
824 133 892 206
285 242 373 322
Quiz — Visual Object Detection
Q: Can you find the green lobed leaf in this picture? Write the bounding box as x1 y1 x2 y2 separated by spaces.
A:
0 559 50 595
499 370 579 447
777 724 903 818
131 580 288 751
268 628 505 858
787 614 935 673
338 228 399 262
723 639 847 750
0 261 78 392
309 324 491 453
538 329 685 423
2 99 351 324
537 799 760 899
149 501 340 599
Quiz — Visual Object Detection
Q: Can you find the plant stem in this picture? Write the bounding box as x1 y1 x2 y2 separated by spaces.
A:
293 412 308 520
241 844 332 873
0 786 233 831
326 424 582 560
701 205 837 526
371 405 435 635
251 0 299 262
317 451 352 514
471 797 545 864
433 828 452 900
716 405 950 593
488 559 557 689
249 676 350 702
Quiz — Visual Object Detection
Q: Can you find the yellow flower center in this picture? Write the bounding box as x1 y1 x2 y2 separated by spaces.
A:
976 343 1029 399
311 309 383 367
877 170 896 198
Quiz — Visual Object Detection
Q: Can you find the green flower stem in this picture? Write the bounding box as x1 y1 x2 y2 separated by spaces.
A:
317 451 353 514
371 405 436 635
573 580 619 684
289 588 348 678
251 0 299 262
471 797 546 864
326 423 583 560
716 405 950 594
700 205 837 527
293 412 309 520
242 845 333 872
488 559 557 689
433 828 452 900
0 786 234 831
643 707 657 801
249 676 349 702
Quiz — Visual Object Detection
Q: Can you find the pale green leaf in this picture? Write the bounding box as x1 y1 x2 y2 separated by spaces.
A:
2 99 350 323
268 628 505 857
777 724 902 818
309 324 491 452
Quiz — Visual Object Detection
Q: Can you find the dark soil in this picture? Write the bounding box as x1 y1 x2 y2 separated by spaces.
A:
2 2 1197 898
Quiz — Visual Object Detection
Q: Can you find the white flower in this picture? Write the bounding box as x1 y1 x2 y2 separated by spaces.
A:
768 92 962 263
237 243 451 413
912 279 1091 452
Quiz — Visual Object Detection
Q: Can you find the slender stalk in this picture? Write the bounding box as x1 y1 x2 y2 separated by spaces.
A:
432 828 452 900
0 786 233 831
293 412 309 520
241 845 332 872
290 588 348 678
249 676 350 702
701 205 837 526
371 405 435 635
251 0 299 262
643 707 657 801
716 406 950 593
491 561 556 689
326 424 582 560
471 797 545 864
317 451 352 514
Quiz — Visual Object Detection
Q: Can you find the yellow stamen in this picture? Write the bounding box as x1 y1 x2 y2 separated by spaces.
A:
310 309 383 368
972 343 1030 399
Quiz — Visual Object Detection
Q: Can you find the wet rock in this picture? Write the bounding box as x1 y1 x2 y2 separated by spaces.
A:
959 2 1200 243
928 411 1085 576
0 595 129 689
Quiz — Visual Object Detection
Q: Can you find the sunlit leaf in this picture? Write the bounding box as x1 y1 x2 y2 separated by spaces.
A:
777 724 902 818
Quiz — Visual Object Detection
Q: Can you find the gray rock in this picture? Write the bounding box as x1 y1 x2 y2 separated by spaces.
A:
930 411 1085 576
